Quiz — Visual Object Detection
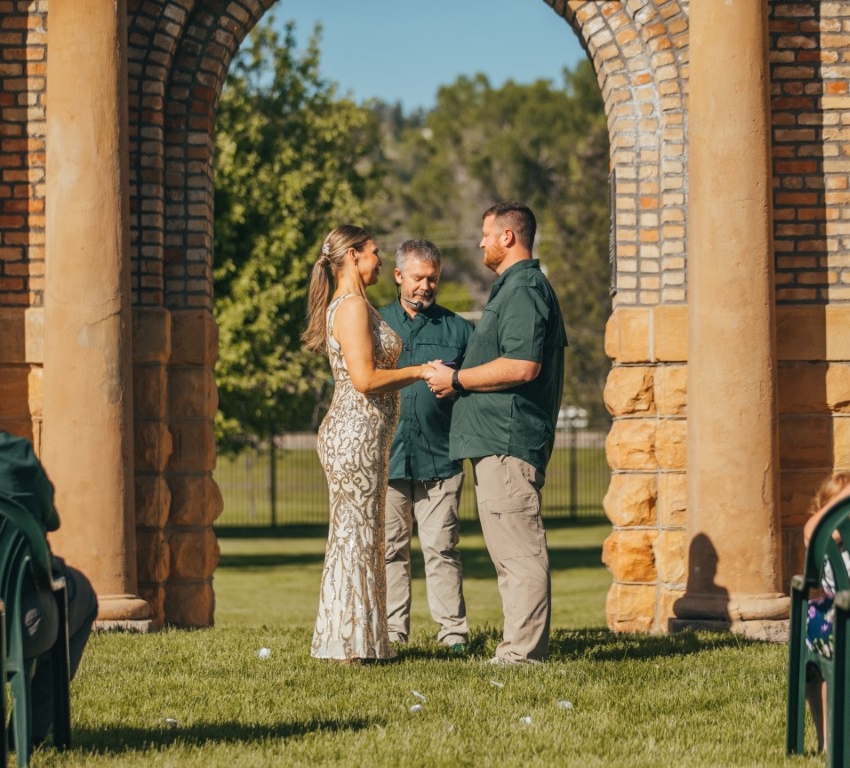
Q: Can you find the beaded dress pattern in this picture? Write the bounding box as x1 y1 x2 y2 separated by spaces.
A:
311 294 402 659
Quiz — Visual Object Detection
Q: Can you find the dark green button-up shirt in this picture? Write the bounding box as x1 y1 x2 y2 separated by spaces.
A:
379 300 473 481
449 259 568 475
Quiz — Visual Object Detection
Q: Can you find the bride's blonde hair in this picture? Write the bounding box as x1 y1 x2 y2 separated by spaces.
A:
301 224 373 353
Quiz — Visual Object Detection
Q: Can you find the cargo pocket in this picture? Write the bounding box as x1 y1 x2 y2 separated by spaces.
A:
482 494 545 560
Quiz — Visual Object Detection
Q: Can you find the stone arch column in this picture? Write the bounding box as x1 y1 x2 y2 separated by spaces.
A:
551 0 692 631
674 0 788 637
43 0 149 626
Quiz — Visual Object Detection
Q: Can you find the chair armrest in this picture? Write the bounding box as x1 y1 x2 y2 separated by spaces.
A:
834 590 850 613
791 574 808 592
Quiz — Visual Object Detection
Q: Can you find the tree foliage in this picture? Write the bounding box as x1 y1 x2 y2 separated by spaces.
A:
372 62 612 425
213 18 381 449
214 18 612 443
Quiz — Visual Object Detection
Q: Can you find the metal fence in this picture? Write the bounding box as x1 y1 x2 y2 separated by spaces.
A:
213 428 610 528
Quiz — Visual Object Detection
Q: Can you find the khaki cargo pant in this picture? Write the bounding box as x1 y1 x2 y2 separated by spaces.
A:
472 454 550 662
384 473 468 646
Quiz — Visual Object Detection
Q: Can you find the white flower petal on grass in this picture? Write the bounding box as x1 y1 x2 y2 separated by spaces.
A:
489 680 505 689
519 716 532 725
165 718 180 728
409 704 423 714
257 647 272 659
411 690 427 702
557 699 573 709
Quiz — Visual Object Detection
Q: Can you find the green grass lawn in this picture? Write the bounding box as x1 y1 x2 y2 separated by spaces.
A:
34 522 822 767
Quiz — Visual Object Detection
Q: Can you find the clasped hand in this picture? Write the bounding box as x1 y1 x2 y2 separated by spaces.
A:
422 360 455 398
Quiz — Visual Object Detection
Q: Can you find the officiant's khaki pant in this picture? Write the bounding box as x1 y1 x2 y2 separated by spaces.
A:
385 473 468 646
472 455 550 662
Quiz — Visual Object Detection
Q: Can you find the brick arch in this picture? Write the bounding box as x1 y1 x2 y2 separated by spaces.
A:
549 0 690 306
127 1 273 625
127 0 274 310
127 0 695 628
545 1 692 632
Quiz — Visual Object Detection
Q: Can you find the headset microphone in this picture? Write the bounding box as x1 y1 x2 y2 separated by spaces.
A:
402 297 424 311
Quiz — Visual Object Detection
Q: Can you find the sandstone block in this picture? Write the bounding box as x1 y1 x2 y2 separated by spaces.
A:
834 416 850 466
136 528 170 583
602 529 657 582
2 310 44 370
167 526 220 580
168 365 218 420
783 527 806 590
605 307 651 363
827 364 850 412
0 366 30 421
655 418 687 470
168 473 224 526
603 473 657 526
826 306 850 360
779 414 833 468
780 471 824 526
606 583 655 632
166 420 215 473
653 365 687 415
658 472 687 528
135 474 172 528
778 363 830 414
603 366 655 416
777 306 824 361
27 365 43 418
137 584 165 630
133 364 168 420
134 420 174 473
25 308 44 364
658 587 687 632
133 307 171 364
654 529 687 583
606 419 657 470
653 305 688 361
164 581 215 628
170 310 218 366
0 307 25 364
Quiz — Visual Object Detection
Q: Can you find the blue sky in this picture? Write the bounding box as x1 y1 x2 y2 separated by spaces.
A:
271 0 587 113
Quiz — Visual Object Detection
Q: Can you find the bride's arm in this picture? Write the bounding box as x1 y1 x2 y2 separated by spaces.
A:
334 296 429 394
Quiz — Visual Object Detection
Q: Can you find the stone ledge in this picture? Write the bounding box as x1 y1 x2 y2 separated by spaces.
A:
669 618 789 643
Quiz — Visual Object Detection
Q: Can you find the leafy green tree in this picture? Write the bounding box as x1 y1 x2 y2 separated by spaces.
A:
371 62 611 426
213 17 382 450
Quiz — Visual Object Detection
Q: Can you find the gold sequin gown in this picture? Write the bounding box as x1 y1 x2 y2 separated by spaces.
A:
311 295 402 659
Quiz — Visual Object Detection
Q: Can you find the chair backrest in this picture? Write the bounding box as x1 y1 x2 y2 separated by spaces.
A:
804 495 850 593
0 497 59 638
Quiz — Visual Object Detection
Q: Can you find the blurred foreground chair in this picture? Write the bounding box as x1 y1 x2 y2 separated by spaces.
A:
787 494 850 767
0 498 70 767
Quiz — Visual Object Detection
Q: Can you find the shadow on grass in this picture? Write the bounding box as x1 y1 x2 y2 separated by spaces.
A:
548 627 751 661
217 519 605 576
65 718 373 755
388 626 750 664
217 544 602 576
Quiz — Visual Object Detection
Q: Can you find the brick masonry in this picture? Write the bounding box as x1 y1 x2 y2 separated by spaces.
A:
0 0 847 630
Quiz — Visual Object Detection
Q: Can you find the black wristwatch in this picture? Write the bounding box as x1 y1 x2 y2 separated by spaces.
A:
451 368 465 393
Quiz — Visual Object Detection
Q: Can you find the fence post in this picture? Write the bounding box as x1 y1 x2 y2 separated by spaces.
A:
269 439 278 528
569 424 578 519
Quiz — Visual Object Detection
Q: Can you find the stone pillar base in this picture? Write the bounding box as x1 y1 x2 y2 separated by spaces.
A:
671 591 789 641
95 594 152 632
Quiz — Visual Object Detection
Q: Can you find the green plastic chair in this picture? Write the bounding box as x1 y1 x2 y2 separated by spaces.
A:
787 494 850 766
0 598 6 768
0 497 70 767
